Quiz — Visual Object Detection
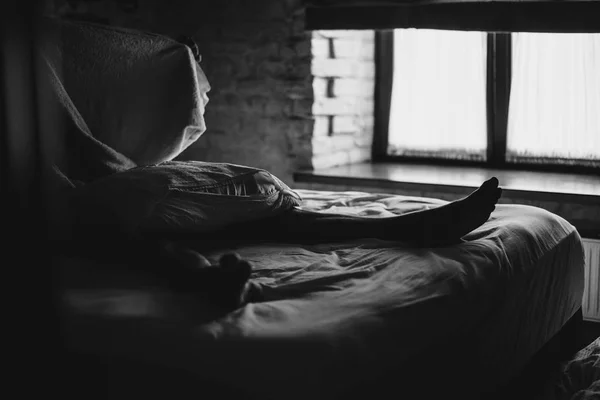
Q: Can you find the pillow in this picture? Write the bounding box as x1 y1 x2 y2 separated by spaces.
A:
70 161 302 239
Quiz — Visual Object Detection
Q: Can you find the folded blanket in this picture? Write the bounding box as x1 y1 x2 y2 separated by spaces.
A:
43 54 136 184
42 17 206 170
70 160 302 239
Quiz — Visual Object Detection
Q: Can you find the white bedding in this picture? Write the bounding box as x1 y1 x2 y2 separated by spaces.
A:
60 189 585 399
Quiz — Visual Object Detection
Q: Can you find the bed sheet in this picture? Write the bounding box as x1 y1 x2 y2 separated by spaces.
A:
60 190 585 399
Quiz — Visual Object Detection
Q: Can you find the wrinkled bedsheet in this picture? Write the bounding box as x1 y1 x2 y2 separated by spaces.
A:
60 189 585 399
534 337 600 400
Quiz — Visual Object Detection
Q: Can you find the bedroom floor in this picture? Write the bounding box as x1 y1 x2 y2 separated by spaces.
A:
490 322 600 400
581 322 600 347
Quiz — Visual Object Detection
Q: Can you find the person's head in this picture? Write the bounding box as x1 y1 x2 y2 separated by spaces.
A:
196 61 211 120
174 35 211 153
148 36 211 164
176 35 211 116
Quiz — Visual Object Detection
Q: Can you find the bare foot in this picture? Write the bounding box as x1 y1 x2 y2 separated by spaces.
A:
391 177 502 246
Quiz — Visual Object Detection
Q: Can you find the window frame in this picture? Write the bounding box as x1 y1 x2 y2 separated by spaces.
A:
372 30 599 175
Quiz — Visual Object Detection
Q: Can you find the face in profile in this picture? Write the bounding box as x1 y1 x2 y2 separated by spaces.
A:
176 36 211 134
189 60 211 139
196 60 211 113
149 51 212 164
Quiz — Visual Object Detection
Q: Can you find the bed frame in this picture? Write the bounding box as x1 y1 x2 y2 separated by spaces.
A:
488 307 585 399
60 307 584 400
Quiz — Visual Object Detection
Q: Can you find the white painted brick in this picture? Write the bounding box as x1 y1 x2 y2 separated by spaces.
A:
347 146 372 163
333 115 374 134
311 36 330 58
312 134 357 155
312 97 375 116
360 115 375 132
310 29 376 167
354 132 374 148
358 30 375 42
313 98 354 115
311 59 375 78
313 116 331 137
315 115 374 135
312 77 329 99
311 146 371 169
332 115 360 133
334 78 375 97
361 115 376 129
312 151 351 169
333 40 375 60
334 111 375 133
311 31 329 40
359 119 375 136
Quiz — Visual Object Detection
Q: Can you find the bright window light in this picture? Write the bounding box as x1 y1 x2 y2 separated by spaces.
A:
507 33 600 165
388 29 488 160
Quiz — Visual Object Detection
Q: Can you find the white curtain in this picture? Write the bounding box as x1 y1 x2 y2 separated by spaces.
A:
508 33 600 163
388 29 487 159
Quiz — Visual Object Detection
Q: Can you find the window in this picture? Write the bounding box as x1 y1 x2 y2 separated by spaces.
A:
374 29 600 172
507 33 600 165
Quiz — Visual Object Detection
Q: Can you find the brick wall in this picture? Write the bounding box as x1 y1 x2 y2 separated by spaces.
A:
311 30 375 169
45 1 380 183
46 0 315 185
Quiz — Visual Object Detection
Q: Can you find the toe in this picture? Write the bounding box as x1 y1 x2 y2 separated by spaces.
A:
483 177 499 191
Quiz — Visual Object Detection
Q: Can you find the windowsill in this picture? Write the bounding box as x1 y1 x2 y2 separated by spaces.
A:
294 161 600 204
294 161 600 238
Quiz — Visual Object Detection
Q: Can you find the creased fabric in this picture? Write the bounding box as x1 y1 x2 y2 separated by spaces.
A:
41 17 207 167
61 190 585 400
70 161 302 238
534 337 600 400
42 46 137 184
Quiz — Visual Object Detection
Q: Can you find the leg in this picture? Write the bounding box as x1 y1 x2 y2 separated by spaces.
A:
199 177 502 246
150 177 502 309
293 177 502 244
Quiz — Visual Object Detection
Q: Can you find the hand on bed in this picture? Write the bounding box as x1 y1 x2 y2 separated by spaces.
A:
160 243 256 311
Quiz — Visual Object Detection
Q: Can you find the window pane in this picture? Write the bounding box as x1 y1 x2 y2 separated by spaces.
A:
388 29 487 160
507 33 600 166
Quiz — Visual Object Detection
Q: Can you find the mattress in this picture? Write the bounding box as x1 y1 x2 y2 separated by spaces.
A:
59 189 585 400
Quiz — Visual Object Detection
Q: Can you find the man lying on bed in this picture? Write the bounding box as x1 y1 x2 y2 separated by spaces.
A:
159 179 501 310
46 35 503 313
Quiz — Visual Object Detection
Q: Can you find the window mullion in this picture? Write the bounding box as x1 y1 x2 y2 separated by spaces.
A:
488 33 512 167
372 30 394 162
